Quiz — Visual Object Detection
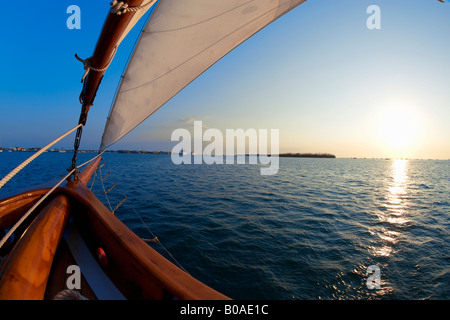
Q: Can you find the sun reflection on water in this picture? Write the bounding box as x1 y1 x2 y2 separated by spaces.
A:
372 159 409 257
385 159 410 224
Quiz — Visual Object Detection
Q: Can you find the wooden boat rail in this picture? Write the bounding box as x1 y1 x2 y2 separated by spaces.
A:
0 157 230 300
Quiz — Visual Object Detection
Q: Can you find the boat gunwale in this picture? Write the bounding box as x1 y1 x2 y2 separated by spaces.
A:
0 194 70 300
0 188 52 229
0 156 230 300
62 180 230 300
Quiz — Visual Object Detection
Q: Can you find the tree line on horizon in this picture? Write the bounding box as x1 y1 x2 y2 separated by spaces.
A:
278 153 336 158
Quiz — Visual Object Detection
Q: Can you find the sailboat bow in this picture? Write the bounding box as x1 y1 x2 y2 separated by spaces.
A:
0 0 309 300
0 157 229 300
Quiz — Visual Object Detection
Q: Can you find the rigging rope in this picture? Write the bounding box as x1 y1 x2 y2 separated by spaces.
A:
110 0 157 15
78 152 104 169
128 201 189 274
0 124 82 191
99 165 113 212
93 159 189 273
75 48 116 83
0 169 75 249
53 289 88 300
112 196 127 213
0 152 104 250
89 168 98 191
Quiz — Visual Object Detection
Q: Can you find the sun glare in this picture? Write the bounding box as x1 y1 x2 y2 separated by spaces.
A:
377 105 419 155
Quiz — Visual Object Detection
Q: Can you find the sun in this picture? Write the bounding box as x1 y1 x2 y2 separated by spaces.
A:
377 105 419 155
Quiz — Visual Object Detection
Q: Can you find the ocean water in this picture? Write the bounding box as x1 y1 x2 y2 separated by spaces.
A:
0 151 449 300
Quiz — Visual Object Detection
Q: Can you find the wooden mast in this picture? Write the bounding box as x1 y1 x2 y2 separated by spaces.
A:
78 0 149 124
71 0 152 174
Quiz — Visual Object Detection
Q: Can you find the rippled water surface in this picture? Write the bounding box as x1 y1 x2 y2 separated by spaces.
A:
1 152 449 299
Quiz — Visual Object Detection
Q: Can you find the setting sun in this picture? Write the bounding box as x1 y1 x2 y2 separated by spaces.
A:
377 105 420 156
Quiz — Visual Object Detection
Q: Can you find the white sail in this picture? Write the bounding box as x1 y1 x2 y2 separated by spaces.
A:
100 0 307 151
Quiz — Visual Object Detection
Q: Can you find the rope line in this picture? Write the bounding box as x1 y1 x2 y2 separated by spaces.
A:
127 201 189 274
0 151 103 249
99 164 113 212
112 196 127 213
89 169 98 191
92 158 188 273
110 0 157 15
75 46 117 83
0 124 82 191
53 289 88 300
77 151 105 169
0 169 76 249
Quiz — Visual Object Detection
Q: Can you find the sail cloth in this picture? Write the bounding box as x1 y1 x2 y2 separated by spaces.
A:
100 0 307 151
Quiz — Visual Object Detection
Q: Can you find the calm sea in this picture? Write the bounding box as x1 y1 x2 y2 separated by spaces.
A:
0 151 449 300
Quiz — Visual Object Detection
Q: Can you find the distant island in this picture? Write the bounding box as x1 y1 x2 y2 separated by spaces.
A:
278 153 336 158
1 149 448 160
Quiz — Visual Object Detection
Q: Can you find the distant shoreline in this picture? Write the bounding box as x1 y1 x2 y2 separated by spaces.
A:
1 149 448 161
278 153 336 158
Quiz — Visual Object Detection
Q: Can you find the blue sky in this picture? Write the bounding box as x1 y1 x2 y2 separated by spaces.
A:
0 0 449 159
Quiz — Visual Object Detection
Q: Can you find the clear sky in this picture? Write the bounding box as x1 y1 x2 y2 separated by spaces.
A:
0 0 449 159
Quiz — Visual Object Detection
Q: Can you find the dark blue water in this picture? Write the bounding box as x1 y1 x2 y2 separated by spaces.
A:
1 152 449 299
